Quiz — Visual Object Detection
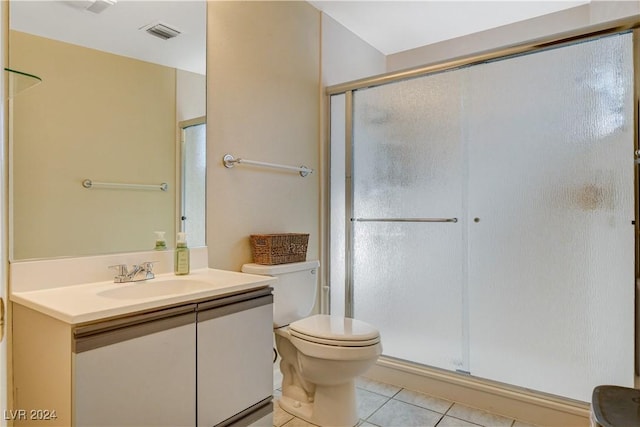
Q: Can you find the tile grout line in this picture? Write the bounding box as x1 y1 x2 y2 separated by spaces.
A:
432 401 455 427
365 386 461 427
437 414 486 427
363 394 395 423
389 390 454 418
361 386 404 425
377 389 504 427
277 380 525 427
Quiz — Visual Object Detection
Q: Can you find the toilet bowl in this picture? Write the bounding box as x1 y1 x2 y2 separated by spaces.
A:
241 261 382 427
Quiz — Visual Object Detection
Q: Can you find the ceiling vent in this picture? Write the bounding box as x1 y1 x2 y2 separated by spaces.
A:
142 22 181 40
86 0 116 14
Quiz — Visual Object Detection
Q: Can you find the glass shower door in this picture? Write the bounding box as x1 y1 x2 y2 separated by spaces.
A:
345 31 635 402
181 121 207 248
466 33 635 401
351 71 467 372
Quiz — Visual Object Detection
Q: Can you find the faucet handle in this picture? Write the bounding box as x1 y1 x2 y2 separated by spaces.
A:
141 261 156 279
141 261 155 271
109 264 129 283
108 264 128 276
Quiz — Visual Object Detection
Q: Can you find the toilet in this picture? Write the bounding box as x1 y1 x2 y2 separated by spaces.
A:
241 260 382 427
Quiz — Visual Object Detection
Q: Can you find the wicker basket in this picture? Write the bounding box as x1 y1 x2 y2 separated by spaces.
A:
249 233 309 265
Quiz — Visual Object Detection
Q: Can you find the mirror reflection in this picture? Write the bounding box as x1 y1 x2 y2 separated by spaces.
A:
8 0 206 260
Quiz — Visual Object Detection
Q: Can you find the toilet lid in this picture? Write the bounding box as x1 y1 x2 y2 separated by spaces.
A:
289 314 380 347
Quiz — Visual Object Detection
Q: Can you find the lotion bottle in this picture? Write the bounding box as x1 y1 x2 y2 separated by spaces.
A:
175 232 190 275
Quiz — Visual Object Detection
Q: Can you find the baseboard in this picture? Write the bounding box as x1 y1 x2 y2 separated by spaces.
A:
364 357 591 427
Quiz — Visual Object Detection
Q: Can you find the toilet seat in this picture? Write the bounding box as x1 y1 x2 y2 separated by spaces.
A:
289 314 380 347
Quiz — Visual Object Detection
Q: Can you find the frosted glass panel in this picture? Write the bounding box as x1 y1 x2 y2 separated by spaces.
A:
353 222 464 370
342 31 636 402
353 73 464 218
182 123 206 248
330 94 346 316
352 72 465 371
467 33 635 401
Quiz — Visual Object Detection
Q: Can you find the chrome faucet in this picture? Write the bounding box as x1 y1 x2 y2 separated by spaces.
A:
109 262 155 283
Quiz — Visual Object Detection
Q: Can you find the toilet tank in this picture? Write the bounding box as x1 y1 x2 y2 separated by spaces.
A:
242 260 320 327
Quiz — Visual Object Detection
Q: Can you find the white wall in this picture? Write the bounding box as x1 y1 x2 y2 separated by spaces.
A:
387 1 640 72
319 13 386 312
321 13 386 87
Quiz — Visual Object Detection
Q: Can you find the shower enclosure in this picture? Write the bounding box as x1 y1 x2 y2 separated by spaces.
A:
328 29 637 402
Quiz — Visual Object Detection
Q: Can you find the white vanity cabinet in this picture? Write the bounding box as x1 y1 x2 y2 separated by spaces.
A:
11 286 273 427
73 305 197 427
197 288 273 427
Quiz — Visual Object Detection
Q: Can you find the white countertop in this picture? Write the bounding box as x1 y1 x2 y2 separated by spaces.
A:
11 268 275 325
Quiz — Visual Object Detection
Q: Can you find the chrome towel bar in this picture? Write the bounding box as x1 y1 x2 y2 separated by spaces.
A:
82 179 168 191
222 154 313 177
352 217 458 223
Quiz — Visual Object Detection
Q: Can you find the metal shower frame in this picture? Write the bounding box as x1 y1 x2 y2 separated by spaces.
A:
323 16 640 374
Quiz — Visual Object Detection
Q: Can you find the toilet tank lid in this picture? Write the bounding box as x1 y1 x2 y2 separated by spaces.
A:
241 260 319 275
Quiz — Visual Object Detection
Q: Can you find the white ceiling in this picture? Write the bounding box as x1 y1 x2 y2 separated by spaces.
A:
311 1 590 55
10 0 207 75
9 0 591 74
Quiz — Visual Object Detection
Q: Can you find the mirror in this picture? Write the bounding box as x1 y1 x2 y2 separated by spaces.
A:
8 0 206 261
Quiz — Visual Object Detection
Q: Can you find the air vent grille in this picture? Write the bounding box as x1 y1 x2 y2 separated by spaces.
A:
144 23 181 40
86 0 116 14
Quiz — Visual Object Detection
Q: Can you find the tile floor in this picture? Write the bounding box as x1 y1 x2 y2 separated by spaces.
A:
273 376 539 427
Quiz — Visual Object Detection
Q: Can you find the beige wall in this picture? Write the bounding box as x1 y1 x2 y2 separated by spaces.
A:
2 1 9 422
177 70 206 123
9 31 176 260
206 1 320 271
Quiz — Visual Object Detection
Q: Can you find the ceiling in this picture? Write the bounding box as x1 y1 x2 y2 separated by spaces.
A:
310 0 590 55
9 0 590 74
10 0 207 75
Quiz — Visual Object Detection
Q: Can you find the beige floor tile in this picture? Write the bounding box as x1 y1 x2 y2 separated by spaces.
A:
367 399 443 427
273 375 533 427
282 417 320 427
356 377 402 397
436 416 482 427
357 387 391 419
446 403 513 427
394 389 454 414
273 399 294 427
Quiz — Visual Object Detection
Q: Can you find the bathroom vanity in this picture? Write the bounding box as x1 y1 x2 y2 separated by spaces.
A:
10 256 274 427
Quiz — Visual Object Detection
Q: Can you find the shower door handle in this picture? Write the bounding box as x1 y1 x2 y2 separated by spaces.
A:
351 217 458 223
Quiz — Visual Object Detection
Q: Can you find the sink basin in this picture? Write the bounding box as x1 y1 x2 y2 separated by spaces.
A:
97 279 212 300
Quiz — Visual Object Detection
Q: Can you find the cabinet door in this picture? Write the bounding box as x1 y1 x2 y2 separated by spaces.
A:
197 292 273 427
74 309 197 427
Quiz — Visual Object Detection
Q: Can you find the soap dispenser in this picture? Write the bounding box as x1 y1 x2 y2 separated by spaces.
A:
175 232 190 275
154 231 167 250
